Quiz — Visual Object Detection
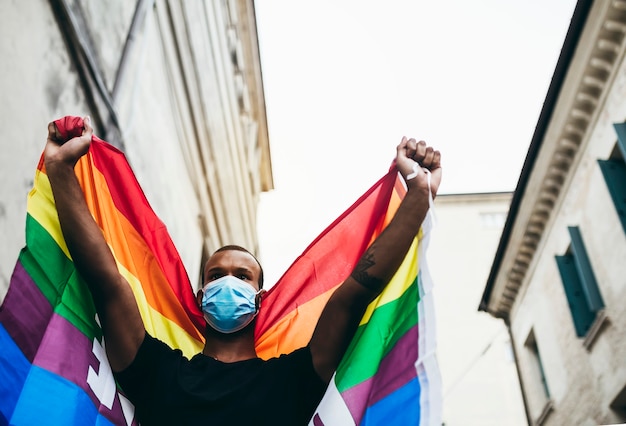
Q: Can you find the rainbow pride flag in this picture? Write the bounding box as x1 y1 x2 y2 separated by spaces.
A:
0 116 440 425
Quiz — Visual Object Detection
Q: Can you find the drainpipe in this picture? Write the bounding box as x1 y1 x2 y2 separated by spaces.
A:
49 0 124 148
111 0 155 102
50 0 155 150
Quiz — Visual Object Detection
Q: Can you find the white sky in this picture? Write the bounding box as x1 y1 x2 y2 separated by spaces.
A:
254 0 578 286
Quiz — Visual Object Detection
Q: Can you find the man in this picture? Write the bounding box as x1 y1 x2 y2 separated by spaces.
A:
44 116 442 425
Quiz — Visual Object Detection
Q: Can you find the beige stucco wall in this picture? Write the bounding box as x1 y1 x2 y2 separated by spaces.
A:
428 193 526 426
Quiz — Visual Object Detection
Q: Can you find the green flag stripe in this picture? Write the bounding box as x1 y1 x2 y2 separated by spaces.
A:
336 278 419 391
20 214 100 340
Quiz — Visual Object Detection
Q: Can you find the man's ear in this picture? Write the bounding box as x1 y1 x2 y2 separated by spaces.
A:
196 289 203 308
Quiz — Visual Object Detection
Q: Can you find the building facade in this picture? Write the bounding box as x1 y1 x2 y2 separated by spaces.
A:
481 1 626 424
428 192 526 426
0 0 271 300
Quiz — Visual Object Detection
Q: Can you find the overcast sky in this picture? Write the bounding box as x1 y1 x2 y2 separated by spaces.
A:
254 0 578 285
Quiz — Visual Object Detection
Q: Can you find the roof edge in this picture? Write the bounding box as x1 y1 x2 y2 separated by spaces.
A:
479 0 594 312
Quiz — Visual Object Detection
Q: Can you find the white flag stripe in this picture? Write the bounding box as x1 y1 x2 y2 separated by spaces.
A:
309 374 355 426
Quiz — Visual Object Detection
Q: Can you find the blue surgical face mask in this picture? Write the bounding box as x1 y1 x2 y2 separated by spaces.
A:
201 275 261 334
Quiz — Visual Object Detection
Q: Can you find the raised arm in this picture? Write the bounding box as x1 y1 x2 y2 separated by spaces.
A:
309 137 442 383
44 116 145 372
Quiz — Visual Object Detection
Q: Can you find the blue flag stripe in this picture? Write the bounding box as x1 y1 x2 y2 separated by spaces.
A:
360 377 421 426
0 325 30 421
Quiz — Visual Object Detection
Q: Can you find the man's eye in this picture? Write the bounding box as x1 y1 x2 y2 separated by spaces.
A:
209 274 222 280
238 274 250 281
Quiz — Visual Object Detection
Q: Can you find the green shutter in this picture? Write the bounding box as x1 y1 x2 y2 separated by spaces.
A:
567 227 605 313
598 159 626 234
612 122 626 160
555 254 595 337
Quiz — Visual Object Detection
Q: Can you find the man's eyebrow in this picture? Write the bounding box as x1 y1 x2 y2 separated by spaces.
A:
205 266 253 274
204 267 224 279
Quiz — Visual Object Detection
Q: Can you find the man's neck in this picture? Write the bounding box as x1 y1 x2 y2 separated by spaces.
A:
202 327 257 362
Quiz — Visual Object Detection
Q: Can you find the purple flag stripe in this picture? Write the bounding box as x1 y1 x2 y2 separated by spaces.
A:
0 261 53 361
32 313 133 426
33 313 98 384
312 413 325 426
367 325 419 404
341 325 419 421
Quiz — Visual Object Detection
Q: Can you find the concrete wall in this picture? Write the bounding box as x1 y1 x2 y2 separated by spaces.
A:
0 0 270 301
0 0 90 299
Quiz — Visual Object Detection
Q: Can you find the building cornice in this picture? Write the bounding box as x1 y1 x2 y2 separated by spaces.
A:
436 191 513 204
237 0 273 192
480 0 626 318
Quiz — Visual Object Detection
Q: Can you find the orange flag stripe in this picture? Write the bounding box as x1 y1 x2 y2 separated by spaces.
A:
60 154 204 343
255 285 339 359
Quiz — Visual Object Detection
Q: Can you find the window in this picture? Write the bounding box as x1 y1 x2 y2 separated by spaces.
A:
555 226 604 338
525 331 550 400
610 382 626 422
598 123 626 233
524 330 553 424
479 211 507 229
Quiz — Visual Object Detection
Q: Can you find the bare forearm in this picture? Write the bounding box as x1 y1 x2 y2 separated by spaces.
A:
310 137 441 382
47 161 144 370
350 186 429 298
43 117 145 371
310 185 430 382
47 163 121 301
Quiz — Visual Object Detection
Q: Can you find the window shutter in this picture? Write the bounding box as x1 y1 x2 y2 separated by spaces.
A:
555 254 595 337
567 226 604 313
612 122 626 160
598 159 626 234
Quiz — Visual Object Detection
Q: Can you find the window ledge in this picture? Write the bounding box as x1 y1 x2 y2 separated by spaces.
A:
535 399 554 426
584 309 609 350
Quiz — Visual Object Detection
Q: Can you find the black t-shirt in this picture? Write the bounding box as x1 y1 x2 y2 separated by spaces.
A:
114 333 327 426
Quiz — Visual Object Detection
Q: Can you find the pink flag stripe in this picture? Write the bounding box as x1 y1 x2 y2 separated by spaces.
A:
0 261 53 361
340 325 419 421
